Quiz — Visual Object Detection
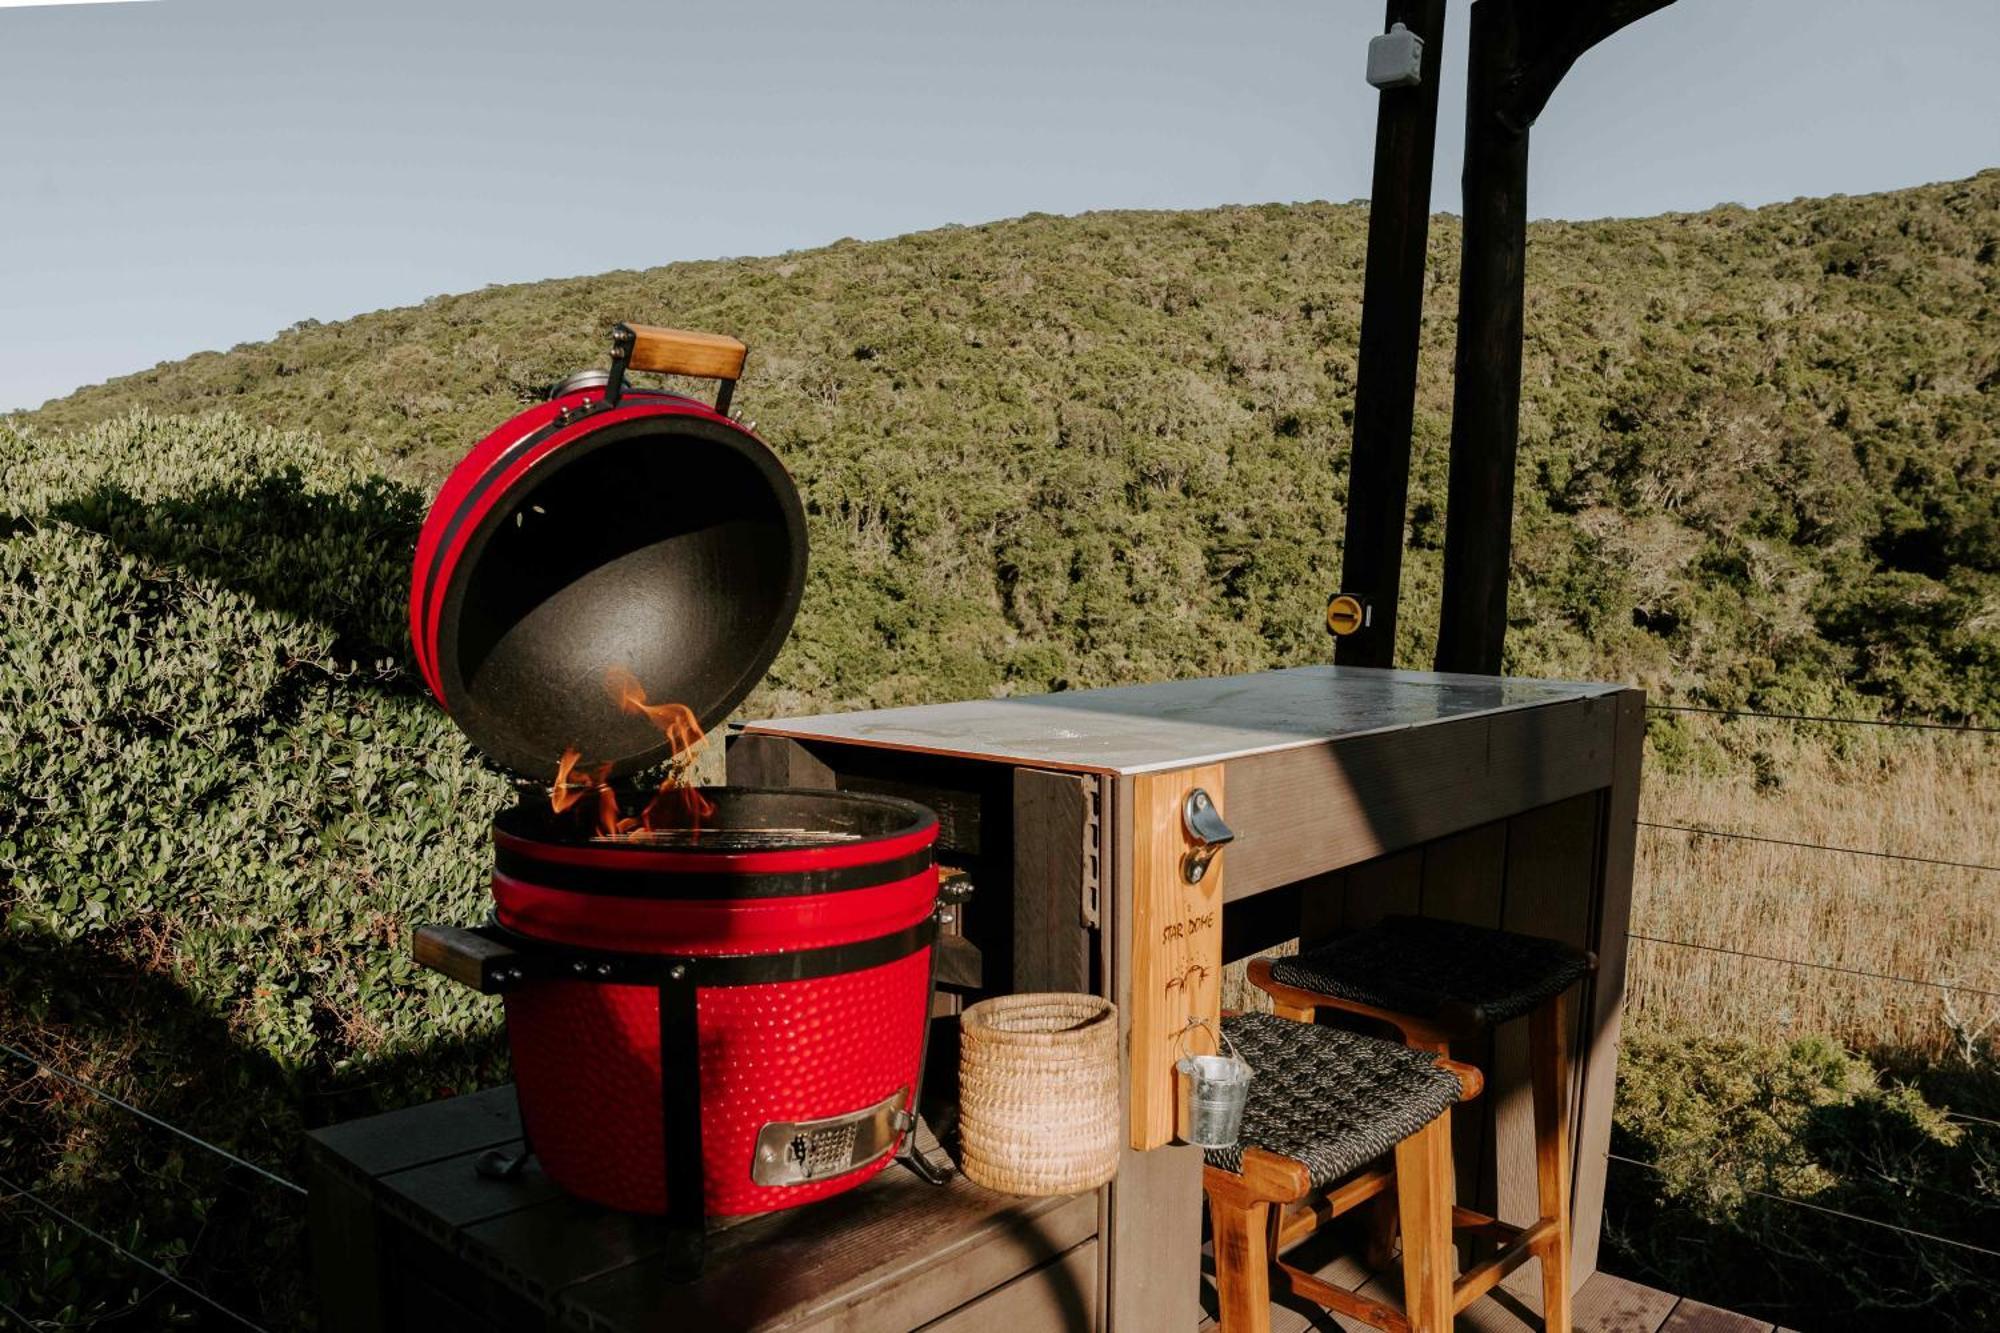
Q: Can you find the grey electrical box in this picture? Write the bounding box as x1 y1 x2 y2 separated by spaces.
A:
1366 21 1424 89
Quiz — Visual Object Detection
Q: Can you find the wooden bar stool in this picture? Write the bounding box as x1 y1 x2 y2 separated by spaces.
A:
1249 915 1595 1332
1202 1012 1489 1333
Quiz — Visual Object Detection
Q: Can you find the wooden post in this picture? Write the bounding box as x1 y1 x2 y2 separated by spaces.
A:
1434 0 1676 675
1107 776 1204 1332
1335 0 1448 670
1127 765 1226 1150
1013 768 1096 993
1570 687 1647 1278
1434 0 1530 677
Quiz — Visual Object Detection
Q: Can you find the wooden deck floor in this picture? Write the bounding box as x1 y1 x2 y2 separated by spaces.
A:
1197 1236 1786 1333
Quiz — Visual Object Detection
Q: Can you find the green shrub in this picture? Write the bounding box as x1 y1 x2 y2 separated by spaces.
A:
0 413 512 1327
1608 1032 1999 1330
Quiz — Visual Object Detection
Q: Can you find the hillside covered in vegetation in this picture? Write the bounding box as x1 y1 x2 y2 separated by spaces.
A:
29 171 2000 725
3 175 1995 1327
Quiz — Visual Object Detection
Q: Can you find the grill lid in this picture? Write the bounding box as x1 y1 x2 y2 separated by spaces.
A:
410 325 807 781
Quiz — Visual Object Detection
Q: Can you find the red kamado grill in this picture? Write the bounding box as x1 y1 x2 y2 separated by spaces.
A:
408 324 948 1272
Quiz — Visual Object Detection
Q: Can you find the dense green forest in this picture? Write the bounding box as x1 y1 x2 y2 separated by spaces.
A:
29 171 2000 724
3 174 1996 1327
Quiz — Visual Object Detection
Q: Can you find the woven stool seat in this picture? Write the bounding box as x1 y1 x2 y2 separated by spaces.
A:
1202 1012 1461 1189
1269 915 1590 1029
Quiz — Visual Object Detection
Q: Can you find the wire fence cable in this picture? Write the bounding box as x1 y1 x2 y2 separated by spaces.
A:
1626 932 2000 1002
1944 1109 2000 1130
0 1043 305 1197
1638 821 2000 875
0 1287 38 1331
1646 703 2000 735
1604 1152 2000 1260
0 1171 273 1333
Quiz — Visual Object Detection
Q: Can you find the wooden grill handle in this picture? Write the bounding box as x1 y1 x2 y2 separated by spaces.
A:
613 323 748 383
412 924 520 993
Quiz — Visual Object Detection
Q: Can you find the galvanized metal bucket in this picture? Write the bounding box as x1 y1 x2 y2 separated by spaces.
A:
1173 1019 1252 1149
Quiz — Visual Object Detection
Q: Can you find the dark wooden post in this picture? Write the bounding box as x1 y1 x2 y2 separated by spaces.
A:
1334 0 1448 669
1434 0 1676 675
1434 0 1530 677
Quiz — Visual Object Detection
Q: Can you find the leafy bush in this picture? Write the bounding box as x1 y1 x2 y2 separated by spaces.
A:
1608 1032 1999 1330
0 413 511 1326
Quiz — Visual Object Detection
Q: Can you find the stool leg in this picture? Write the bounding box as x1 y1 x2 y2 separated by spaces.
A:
1530 992 1573 1333
1362 1189 1399 1270
1400 1032 1464 1272
1394 1114 1455 1333
1206 1175 1275 1333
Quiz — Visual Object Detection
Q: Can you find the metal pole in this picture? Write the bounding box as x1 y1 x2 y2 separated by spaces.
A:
1434 0 1528 676
1333 0 1448 670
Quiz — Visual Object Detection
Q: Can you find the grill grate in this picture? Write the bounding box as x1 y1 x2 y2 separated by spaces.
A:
586 827 865 851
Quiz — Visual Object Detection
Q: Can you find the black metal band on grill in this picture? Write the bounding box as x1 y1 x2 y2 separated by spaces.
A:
657 967 706 1280
494 846 935 900
482 915 939 988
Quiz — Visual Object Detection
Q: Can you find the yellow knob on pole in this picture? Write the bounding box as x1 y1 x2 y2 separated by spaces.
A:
1325 594 1367 637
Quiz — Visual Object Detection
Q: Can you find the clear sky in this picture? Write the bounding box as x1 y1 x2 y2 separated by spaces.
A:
3 0 1996 412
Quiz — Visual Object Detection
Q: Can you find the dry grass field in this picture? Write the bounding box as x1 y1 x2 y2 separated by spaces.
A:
1628 720 1999 1063
1221 719 1999 1067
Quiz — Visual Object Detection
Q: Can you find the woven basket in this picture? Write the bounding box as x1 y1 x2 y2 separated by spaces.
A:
958 993 1120 1196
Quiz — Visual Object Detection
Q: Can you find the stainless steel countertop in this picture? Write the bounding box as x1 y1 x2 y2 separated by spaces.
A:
737 666 1621 775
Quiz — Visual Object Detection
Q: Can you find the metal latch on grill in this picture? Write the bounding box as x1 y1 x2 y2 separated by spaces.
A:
751 1087 913 1186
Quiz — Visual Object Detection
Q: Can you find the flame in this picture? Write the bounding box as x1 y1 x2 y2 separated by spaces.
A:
606 666 704 756
546 667 714 841
550 746 612 816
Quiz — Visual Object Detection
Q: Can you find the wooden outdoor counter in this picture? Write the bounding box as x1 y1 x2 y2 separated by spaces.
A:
309 666 1643 1331
733 666 1645 1331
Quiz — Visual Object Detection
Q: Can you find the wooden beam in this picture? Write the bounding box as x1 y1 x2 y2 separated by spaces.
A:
1504 0 1679 130
1451 1218 1558 1313
1435 0 1676 674
1434 0 1532 676
1420 821 1508 1231
1335 0 1448 669
411 923 516 993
